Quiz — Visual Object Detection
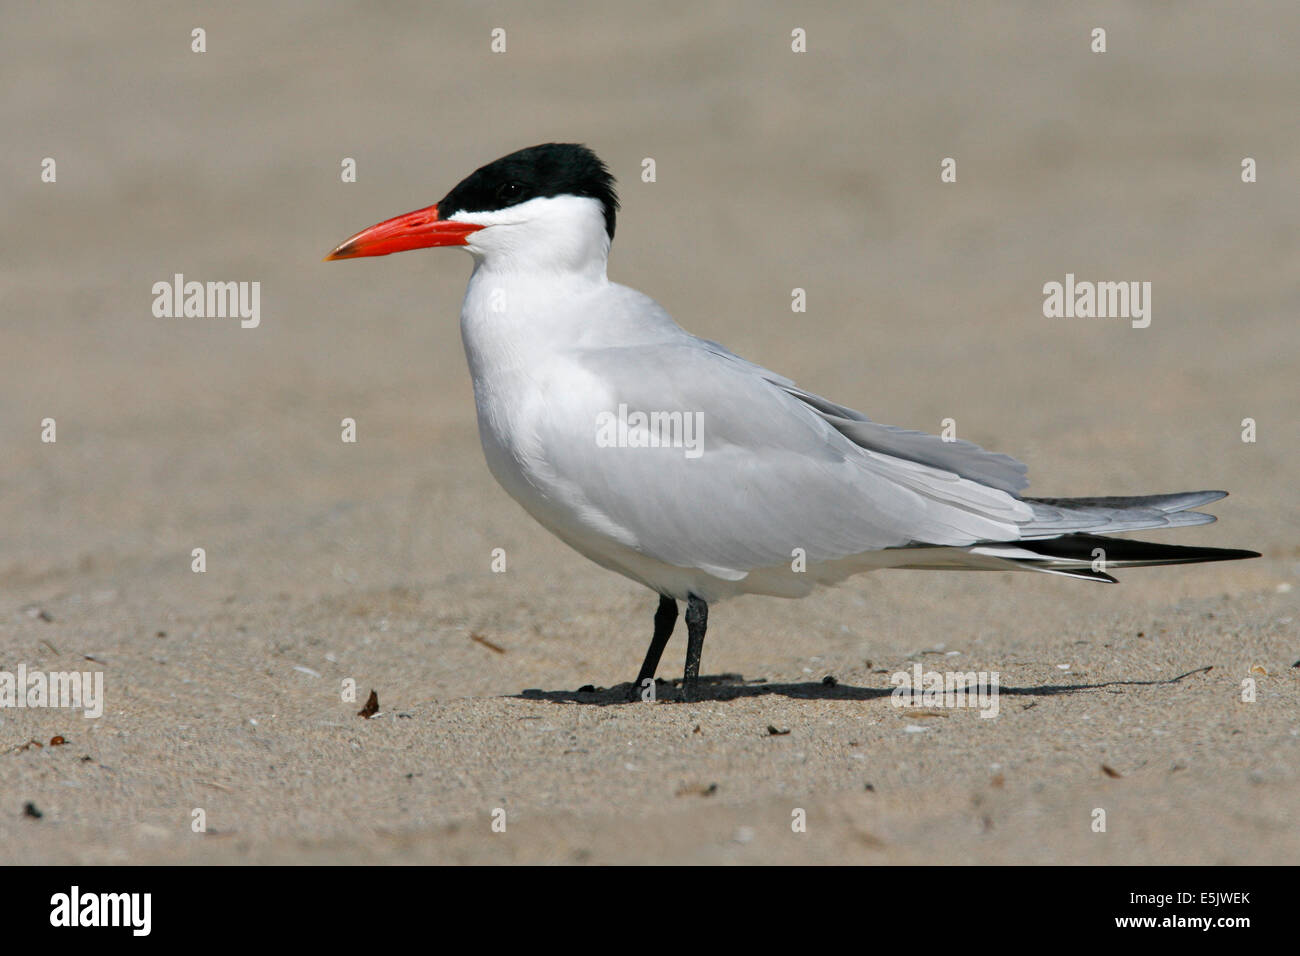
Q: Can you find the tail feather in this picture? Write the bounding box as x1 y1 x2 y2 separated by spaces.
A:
1026 490 1227 513
886 488 1257 583
1020 489 1232 538
972 533 1260 582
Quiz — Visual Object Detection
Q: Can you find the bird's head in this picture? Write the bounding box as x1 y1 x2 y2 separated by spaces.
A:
325 143 619 274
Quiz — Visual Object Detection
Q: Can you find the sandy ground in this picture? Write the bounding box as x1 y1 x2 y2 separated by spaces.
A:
1 1 1296 864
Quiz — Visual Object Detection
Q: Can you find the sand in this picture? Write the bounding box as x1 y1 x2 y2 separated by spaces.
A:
1 1 1296 864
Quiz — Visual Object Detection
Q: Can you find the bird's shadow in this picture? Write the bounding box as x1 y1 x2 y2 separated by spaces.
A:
514 666 1212 706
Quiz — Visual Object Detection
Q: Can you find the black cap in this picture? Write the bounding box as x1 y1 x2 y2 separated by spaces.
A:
437 143 620 239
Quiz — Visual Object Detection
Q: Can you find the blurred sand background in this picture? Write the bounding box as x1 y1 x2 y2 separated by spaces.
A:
1 1 1296 864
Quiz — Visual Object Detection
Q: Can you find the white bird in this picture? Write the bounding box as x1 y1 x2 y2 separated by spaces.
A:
327 143 1258 698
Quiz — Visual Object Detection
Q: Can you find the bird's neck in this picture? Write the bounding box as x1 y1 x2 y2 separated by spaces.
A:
463 248 611 319
459 259 611 373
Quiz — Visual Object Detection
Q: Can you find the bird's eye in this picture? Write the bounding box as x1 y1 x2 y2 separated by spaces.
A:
497 181 524 202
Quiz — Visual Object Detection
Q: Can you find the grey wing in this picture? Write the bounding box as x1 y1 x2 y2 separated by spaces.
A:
694 336 1030 494
693 338 1226 535
545 342 1036 579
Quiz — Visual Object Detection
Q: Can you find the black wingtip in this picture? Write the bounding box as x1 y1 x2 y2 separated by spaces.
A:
1018 534 1262 567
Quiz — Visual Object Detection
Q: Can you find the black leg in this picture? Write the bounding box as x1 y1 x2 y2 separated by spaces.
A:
683 595 708 700
634 595 678 690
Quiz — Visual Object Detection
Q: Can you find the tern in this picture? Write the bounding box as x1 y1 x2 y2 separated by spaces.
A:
327 143 1259 699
